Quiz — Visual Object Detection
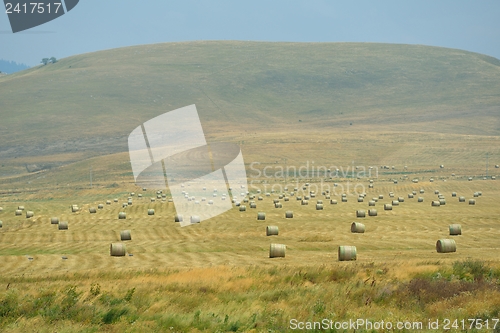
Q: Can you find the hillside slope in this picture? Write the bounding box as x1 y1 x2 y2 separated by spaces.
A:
1 42 500 159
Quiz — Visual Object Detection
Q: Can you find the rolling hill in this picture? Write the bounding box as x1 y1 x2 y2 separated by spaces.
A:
0 41 500 193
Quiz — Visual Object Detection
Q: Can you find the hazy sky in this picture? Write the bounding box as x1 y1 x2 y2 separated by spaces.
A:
1 0 500 66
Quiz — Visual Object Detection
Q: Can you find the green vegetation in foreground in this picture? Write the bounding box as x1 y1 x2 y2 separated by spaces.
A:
1 260 500 332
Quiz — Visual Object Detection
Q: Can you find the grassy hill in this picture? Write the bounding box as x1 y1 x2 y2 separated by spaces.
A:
1 41 500 194
1 42 500 155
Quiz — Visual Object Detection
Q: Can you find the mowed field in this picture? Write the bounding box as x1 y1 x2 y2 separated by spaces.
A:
0 178 499 276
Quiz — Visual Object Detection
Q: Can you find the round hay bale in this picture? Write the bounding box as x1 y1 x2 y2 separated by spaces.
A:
175 215 183 222
420 189 425 194
469 199 476 205
436 239 456 253
356 210 366 218
357 197 364 202
431 201 441 207
278 195 283 199
341 193 347 198
257 212 266 220
148 209 155 215
473 192 479 197
269 243 286 258
341 197 348 202
301 200 309 205
122 203 128 208
138 194 143 198
492 176 496 180
316 203 323 210
325 195 330 199
0 207 3 212
351 222 365 233
266 226 279 236
477 191 482 196
26 211 34 218
114 199 118 203
440 165 444 169
393 180 398 184
392 200 399 206
429 178 434 182
451 192 457 197
239 205 247 212
15 209 22 216
372 197 378 202
389 193 394 198
18 205 25 211
128 200 133 206
190 216 201 224
449 224 462 236
468 177 473 181
143 187 147 191
496 165 499 168
50 217 59 224
130 192 135 196
368 209 377 216
439 199 446 205
89 207 97 214
368 184 374 189
338 246 357 261
110 243 126 256
273 199 280 204
243 198 249 203
118 212 127 219
274 202 282 208
258 196 263 201
58 221 68 230
368 200 375 206
418 197 424 202
285 210 293 218
71 205 79 212
317 200 323 204
304 195 311 200
284 197 290 202
408 194 414 199
378 195 384 199
384 204 392 210
398 197 405 202
120 230 131 241
250 202 257 209
330 199 338 204
412 191 417 195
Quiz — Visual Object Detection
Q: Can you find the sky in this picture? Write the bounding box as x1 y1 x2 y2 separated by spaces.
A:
1 0 500 67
